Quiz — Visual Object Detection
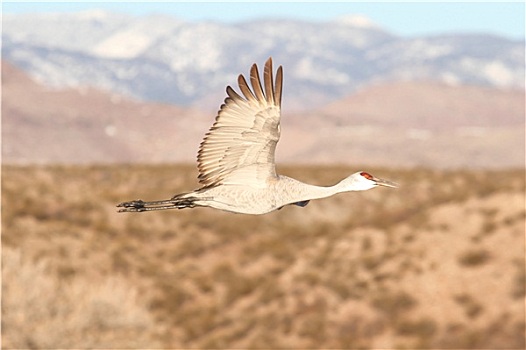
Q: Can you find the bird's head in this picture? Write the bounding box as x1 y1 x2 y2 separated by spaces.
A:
338 171 398 192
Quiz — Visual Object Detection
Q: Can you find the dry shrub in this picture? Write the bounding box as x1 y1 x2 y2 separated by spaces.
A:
1 247 160 349
511 258 526 299
458 248 492 267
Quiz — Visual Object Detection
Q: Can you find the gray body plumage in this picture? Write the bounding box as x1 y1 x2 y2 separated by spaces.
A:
178 176 336 215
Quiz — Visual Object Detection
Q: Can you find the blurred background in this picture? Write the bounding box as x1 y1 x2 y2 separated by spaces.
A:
2 1 525 348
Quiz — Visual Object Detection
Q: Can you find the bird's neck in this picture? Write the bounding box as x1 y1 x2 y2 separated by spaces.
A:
333 178 357 194
300 179 360 201
307 184 340 200
277 175 355 204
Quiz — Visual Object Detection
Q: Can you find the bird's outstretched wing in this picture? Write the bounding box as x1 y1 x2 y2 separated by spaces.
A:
197 58 283 188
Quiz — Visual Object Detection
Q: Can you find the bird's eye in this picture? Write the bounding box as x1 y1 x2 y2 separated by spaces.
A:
360 172 374 180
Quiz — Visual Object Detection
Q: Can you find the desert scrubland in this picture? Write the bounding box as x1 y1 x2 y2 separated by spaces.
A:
2 164 524 348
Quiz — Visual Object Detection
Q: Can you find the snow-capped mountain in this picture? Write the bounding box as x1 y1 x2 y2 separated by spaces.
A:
3 10 524 110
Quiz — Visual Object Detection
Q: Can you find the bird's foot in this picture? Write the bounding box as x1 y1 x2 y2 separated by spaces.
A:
117 199 146 212
117 196 201 212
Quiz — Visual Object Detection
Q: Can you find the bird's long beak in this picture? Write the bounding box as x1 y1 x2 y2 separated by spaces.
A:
373 176 398 188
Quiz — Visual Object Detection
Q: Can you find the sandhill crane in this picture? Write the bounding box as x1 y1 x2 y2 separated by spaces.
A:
118 58 397 215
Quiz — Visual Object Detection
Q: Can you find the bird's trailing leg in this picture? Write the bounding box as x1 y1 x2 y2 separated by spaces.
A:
117 196 200 212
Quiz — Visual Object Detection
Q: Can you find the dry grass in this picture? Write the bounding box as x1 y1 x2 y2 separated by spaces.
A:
1 247 160 349
2 164 525 348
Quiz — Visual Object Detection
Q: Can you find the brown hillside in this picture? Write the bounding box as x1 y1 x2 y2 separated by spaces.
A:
319 81 524 129
3 62 524 168
2 61 209 164
283 82 524 168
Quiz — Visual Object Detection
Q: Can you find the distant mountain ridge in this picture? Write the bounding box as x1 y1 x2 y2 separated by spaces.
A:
3 10 524 111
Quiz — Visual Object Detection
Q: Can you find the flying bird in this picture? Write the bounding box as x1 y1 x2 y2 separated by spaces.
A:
118 58 397 215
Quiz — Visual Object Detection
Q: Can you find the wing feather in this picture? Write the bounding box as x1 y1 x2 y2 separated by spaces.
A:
274 66 283 108
250 63 265 103
238 74 257 104
197 58 283 187
264 60 274 104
